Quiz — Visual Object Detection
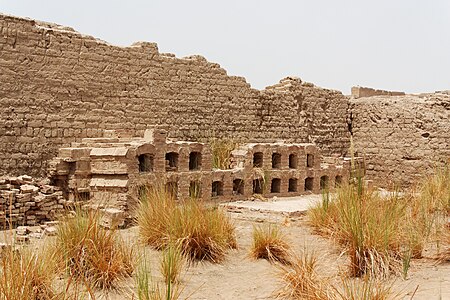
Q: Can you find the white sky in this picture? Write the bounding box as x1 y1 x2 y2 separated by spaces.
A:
1 0 449 94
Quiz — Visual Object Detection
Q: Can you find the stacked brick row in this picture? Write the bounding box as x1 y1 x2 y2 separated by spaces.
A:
0 175 65 227
48 128 350 214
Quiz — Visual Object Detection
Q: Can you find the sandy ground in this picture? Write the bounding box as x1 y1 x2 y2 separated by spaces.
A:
1 195 449 299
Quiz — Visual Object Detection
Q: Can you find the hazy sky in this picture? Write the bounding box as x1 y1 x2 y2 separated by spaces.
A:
1 0 449 94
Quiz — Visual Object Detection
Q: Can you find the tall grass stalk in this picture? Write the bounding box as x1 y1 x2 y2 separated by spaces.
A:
135 257 182 300
160 244 185 284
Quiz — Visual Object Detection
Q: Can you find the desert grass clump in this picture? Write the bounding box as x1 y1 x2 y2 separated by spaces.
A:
137 185 177 249
210 138 238 170
277 250 332 300
308 190 338 236
54 209 134 290
138 185 237 263
418 165 450 214
336 183 406 277
0 246 59 300
250 224 292 265
308 179 407 277
335 277 399 300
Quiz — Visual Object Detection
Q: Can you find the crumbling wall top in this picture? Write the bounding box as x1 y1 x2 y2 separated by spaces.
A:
351 86 405 98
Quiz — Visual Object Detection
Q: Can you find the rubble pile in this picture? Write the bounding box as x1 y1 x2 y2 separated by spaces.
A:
0 175 66 227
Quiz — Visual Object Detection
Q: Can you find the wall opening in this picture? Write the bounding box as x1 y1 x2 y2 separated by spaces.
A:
77 191 90 201
189 181 201 199
289 154 298 169
165 152 179 172
253 152 264 168
189 151 202 171
305 177 314 191
288 178 298 192
212 181 224 197
271 178 281 193
68 162 76 174
306 154 314 168
138 154 154 172
272 153 282 169
253 179 263 194
335 175 342 187
320 176 329 190
233 179 244 195
165 181 178 199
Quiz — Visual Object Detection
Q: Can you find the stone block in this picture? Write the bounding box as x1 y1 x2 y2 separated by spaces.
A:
20 184 39 193
100 208 125 229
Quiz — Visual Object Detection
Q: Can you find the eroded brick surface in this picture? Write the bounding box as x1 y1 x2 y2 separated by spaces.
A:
0 14 349 177
350 92 450 187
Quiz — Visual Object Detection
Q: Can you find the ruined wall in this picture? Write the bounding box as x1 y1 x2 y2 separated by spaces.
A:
0 14 350 176
262 78 350 157
350 92 450 187
351 86 405 98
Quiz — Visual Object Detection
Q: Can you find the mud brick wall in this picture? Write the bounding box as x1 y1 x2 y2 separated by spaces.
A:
0 14 350 177
350 92 450 187
262 78 350 157
351 86 405 98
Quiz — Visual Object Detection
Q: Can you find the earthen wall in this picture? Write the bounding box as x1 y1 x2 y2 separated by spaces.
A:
350 92 450 187
0 14 350 177
351 86 405 98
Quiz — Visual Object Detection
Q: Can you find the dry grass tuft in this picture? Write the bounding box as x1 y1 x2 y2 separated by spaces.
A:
277 250 332 300
277 249 399 300
138 185 237 263
0 245 59 300
250 224 292 265
54 209 134 290
210 138 238 170
308 163 449 277
335 277 399 300
310 181 405 278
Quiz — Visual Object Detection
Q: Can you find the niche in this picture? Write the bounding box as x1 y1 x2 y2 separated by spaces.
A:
271 178 281 193
233 179 244 195
189 151 202 170
289 154 298 169
288 178 298 192
305 177 314 191
306 154 314 168
212 181 224 197
320 176 329 190
272 153 282 169
253 178 263 194
253 152 264 168
138 154 154 172
165 152 179 172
